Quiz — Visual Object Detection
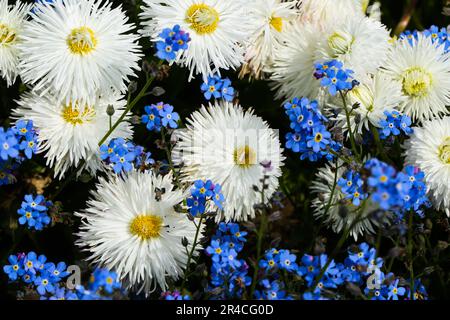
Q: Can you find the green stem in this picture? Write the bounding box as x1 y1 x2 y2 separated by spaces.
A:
98 65 161 147
311 224 352 291
161 127 181 189
49 62 163 201
181 215 204 290
249 181 269 298
408 212 415 300
339 91 359 160
322 157 340 218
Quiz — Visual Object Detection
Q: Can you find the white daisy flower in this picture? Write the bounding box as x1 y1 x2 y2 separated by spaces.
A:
12 91 132 179
76 170 199 294
18 0 142 106
0 0 32 87
382 34 450 122
311 161 381 240
315 15 391 84
139 0 250 81
404 117 450 215
331 72 406 135
240 0 298 79
270 22 321 101
299 0 366 25
173 101 284 221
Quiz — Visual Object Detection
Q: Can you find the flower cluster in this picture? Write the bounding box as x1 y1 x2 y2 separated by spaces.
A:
297 243 428 300
17 194 52 231
3 253 123 300
200 76 235 102
424 25 450 52
0 120 39 185
186 180 225 217
155 25 190 62
100 138 154 174
141 102 180 131
379 111 413 139
401 25 449 53
364 159 430 216
206 223 251 299
314 60 358 96
3 252 69 297
338 171 367 206
161 290 191 300
88 268 122 295
1 121 38 161
284 97 341 162
256 248 299 300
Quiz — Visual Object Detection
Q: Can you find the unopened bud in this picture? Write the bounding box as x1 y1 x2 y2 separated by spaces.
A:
106 104 115 116
150 86 166 97
128 81 138 94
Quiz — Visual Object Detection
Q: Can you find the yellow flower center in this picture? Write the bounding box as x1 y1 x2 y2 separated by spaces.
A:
215 248 222 254
402 67 432 97
25 211 32 218
106 277 113 284
269 16 283 32
0 24 16 44
233 145 256 168
314 133 323 143
62 103 96 125
328 31 355 56
129 215 163 240
67 26 97 55
186 4 219 35
438 137 450 165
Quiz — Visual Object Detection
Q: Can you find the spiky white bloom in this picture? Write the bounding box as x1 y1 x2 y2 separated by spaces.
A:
18 0 142 105
331 72 406 135
311 162 381 240
139 0 250 81
12 91 132 179
0 0 31 87
271 22 322 101
404 117 450 215
76 170 199 294
315 15 391 84
299 0 367 25
382 34 450 122
173 101 284 221
240 0 298 79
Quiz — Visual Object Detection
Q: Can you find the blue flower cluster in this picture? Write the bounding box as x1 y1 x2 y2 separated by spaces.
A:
256 248 299 300
424 25 450 52
284 97 341 162
100 138 155 174
141 102 180 131
314 60 358 96
0 120 39 185
296 243 428 300
401 25 449 53
88 268 121 294
17 194 52 231
206 223 251 299
155 25 190 61
161 290 191 300
186 180 225 217
3 253 123 300
338 171 367 206
200 76 235 102
364 159 430 216
379 111 413 139
0 121 38 161
3 252 69 296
